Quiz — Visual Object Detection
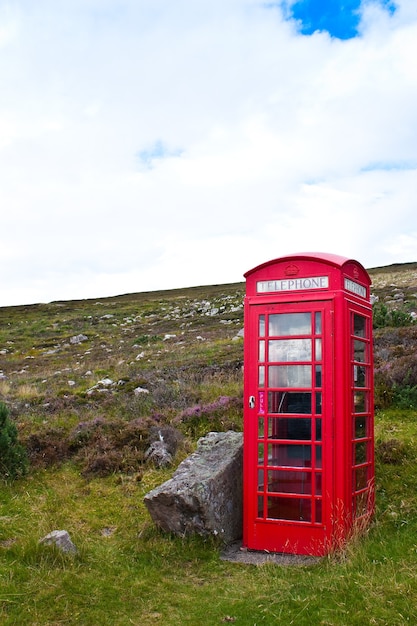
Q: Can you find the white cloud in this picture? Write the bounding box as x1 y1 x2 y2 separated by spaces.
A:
0 0 416 306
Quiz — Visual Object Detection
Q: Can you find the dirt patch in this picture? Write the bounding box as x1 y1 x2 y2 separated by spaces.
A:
220 541 321 566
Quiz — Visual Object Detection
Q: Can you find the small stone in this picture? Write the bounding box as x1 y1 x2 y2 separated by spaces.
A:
39 530 77 554
145 440 173 468
70 334 88 344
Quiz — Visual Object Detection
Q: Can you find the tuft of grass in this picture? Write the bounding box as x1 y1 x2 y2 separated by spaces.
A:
0 380 11 396
15 384 42 401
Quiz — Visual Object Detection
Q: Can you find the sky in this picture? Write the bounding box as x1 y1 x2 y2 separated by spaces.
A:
1 0 416 307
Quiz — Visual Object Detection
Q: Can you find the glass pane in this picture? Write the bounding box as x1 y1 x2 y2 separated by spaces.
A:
355 466 368 490
269 313 311 336
315 365 322 387
315 312 322 334
259 340 265 362
258 418 265 438
315 418 322 441
258 444 264 463
353 314 366 338
315 499 322 523
259 365 265 387
269 339 312 362
315 473 322 495
315 392 322 415
354 416 366 439
268 392 312 414
268 417 311 440
355 441 367 464
354 340 367 362
315 338 322 361
258 495 264 517
354 365 366 387
258 468 264 490
259 315 265 337
268 365 311 388
267 497 311 522
354 391 367 413
268 470 312 494
315 445 322 468
267 443 312 467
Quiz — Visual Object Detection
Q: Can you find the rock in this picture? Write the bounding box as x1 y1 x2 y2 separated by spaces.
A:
145 439 173 467
144 426 184 468
70 334 88 344
233 328 244 341
39 530 77 554
143 431 243 544
86 378 114 395
97 378 113 386
134 386 149 395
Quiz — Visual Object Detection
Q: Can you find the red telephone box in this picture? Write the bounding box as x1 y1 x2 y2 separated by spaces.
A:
243 252 374 556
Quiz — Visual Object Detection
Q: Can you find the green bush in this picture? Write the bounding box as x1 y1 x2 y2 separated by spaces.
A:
393 384 417 409
373 302 415 328
0 402 29 480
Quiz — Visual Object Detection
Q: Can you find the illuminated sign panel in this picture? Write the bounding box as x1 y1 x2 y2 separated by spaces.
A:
257 276 329 293
344 278 367 299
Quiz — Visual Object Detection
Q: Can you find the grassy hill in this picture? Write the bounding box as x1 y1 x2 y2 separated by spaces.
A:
1 263 417 625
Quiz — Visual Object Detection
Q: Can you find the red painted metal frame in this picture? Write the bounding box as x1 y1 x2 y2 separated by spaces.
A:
243 252 374 556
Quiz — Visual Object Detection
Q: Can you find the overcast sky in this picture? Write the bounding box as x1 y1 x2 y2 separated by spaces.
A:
1 0 416 307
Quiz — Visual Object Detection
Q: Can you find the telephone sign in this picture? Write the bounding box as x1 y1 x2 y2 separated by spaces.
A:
243 252 375 556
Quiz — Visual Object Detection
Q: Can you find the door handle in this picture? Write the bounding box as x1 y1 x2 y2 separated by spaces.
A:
249 396 255 409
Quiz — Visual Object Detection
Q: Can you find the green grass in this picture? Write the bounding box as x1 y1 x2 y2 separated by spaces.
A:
1 407 417 625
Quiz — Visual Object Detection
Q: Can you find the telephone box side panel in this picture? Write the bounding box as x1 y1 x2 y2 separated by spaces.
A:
242 296 258 546
332 293 353 535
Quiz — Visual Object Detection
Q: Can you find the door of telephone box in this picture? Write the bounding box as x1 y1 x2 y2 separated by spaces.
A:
243 300 334 555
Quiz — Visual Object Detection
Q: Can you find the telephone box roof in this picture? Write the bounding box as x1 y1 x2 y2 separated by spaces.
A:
244 252 370 282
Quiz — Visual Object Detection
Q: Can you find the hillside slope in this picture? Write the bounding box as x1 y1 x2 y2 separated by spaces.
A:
0 262 416 473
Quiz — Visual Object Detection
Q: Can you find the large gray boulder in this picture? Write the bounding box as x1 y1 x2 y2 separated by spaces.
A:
143 431 243 544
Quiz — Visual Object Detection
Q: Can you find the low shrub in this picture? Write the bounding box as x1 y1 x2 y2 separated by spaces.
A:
376 438 410 465
19 414 186 478
80 446 146 478
374 326 417 409
24 427 71 468
174 395 243 437
373 302 415 328
393 384 417 409
0 402 29 479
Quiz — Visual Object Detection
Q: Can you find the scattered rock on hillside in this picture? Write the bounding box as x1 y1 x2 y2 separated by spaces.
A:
145 439 172 467
145 426 184 468
70 334 88 344
233 328 244 341
39 530 77 554
134 386 149 395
